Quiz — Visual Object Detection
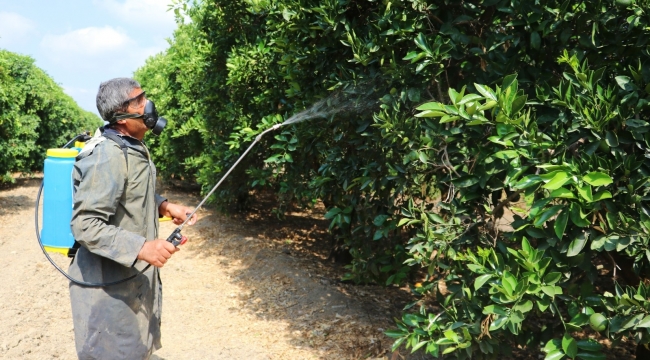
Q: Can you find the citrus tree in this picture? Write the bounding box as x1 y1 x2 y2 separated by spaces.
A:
137 0 650 356
0 50 101 182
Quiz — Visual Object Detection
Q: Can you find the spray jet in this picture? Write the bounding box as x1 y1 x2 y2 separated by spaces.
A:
167 87 380 245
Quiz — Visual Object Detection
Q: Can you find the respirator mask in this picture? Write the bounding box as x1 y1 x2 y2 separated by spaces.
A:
110 96 168 136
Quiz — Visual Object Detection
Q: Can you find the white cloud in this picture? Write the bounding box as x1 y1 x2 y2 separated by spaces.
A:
93 0 177 33
38 25 166 105
41 26 134 57
0 12 37 46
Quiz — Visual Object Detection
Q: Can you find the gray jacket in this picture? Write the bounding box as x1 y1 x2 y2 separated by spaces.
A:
69 129 167 360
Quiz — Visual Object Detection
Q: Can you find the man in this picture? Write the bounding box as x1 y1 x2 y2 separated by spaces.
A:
69 77 197 359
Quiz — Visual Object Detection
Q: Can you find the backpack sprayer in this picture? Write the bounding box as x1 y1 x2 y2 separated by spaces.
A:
36 123 283 287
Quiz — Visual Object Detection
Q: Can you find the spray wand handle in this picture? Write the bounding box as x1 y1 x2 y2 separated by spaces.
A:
166 227 186 247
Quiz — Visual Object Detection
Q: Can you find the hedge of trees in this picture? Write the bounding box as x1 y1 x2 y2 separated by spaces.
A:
0 50 101 182
138 0 650 357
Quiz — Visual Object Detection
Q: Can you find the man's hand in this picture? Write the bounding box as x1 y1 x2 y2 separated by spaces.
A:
159 201 198 226
137 239 179 267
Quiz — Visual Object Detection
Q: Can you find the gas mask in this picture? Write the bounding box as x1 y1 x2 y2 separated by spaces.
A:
110 100 168 136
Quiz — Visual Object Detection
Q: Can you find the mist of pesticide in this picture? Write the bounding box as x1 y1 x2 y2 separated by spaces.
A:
167 90 379 245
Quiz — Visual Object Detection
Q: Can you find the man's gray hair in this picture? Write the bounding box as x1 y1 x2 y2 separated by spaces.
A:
96 78 141 122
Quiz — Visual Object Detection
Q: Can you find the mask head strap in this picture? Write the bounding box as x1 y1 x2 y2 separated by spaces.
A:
110 113 143 123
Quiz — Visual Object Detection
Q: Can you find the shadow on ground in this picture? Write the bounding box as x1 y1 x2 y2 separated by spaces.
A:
159 185 428 360
0 178 42 217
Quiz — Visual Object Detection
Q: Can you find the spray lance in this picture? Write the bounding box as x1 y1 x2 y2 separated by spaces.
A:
166 123 283 246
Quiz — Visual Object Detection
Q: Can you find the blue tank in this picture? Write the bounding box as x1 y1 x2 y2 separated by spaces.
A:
41 148 79 255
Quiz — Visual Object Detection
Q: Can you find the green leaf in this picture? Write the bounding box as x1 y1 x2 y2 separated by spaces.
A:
615 75 633 91
550 187 576 199
545 349 565 360
494 150 519 159
542 286 557 297
555 210 569 239
448 87 460 105
544 272 562 285
544 339 561 353
458 93 483 105
416 102 445 111
474 274 493 291
412 340 428 352
415 110 446 118
530 31 541 49
474 83 497 101
444 329 459 342
513 300 533 314
440 115 460 123
534 205 564 227
502 271 517 295
398 218 411 227
576 339 602 351
373 215 389 226
502 74 518 89
489 316 508 331
511 95 528 114
385 330 407 338
562 333 578 359
576 184 593 202
521 237 532 254
442 346 457 355
544 172 571 190
426 342 439 357
418 151 429 163
592 190 612 201
576 352 606 360
568 313 590 327
453 175 479 188
414 32 432 53
324 208 342 219
583 172 613 187
391 337 407 352
428 213 446 224
636 315 650 328
509 310 525 323
605 131 619 147
402 313 421 327
514 175 543 189
570 204 591 227
590 235 609 251
567 232 588 257
538 296 552 311
483 305 508 316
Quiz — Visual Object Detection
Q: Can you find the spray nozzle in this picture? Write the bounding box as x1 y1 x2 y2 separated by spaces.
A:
255 123 284 142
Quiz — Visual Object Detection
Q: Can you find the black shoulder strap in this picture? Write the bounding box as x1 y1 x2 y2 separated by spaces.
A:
103 133 129 170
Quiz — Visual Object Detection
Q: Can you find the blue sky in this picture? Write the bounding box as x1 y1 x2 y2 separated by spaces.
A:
0 0 179 117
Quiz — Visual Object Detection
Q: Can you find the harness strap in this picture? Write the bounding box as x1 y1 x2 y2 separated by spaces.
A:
103 133 129 170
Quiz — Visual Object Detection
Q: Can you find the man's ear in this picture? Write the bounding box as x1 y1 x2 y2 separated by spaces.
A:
116 119 128 125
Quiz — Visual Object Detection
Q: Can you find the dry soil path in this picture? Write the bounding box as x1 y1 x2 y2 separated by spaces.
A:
0 178 413 360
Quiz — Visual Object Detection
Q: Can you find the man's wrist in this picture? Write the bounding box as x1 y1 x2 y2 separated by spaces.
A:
158 200 169 217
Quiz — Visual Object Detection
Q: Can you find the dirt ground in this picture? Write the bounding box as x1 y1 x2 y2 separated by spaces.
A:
0 177 425 360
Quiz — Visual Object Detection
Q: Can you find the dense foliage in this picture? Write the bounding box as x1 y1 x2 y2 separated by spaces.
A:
0 50 101 182
138 0 650 357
